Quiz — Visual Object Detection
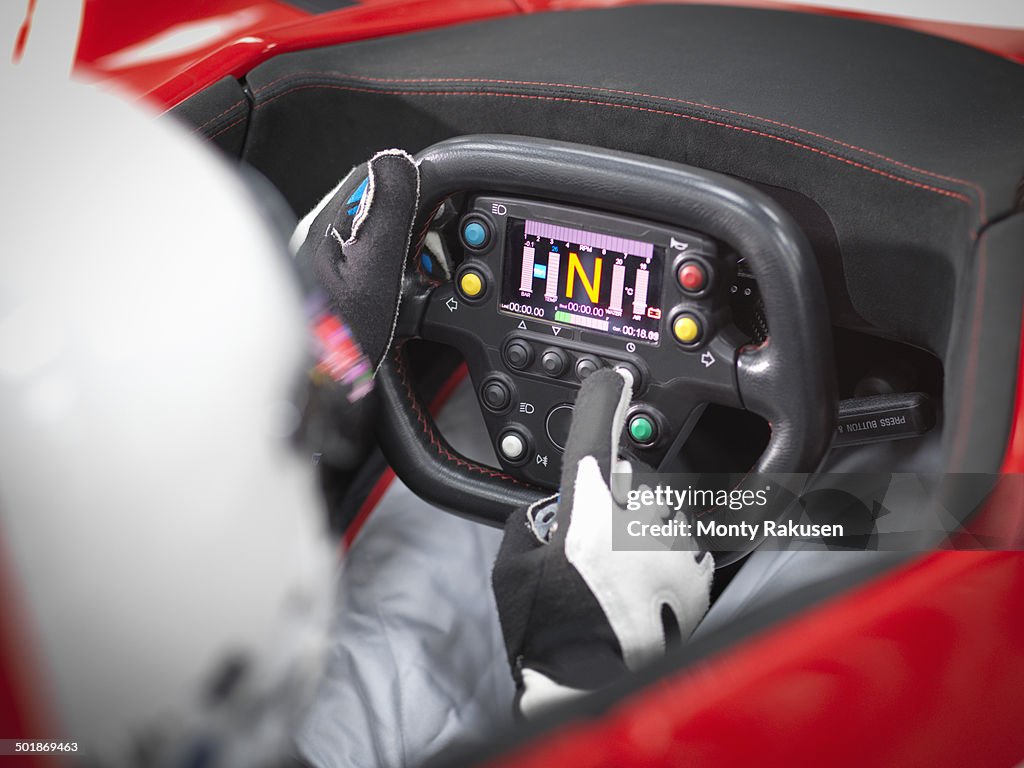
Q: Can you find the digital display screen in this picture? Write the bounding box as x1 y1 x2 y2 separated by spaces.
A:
499 218 663 345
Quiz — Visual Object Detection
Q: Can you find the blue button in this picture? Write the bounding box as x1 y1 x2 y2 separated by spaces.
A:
463 221 488 248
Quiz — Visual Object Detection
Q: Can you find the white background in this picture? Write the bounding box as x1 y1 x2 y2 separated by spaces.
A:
782 0 1024 29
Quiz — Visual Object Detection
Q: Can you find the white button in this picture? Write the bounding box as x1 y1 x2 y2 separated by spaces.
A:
499 432 526 461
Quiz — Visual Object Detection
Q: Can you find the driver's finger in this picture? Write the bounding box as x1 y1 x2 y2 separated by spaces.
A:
559 366 633 491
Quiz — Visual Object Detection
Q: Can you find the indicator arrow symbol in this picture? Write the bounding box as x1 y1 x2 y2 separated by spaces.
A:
518 320 527 329
552 327 561 336
446 297 458 312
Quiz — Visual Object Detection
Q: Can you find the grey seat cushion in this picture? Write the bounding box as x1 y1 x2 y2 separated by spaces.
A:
297 380 514 768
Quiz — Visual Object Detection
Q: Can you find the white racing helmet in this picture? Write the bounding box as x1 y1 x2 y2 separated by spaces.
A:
0 52 333 768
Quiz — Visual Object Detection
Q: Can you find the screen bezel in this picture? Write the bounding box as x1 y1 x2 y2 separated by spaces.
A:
498 215 665 347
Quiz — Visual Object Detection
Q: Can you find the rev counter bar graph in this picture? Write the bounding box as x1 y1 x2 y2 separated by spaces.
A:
525 219 655 258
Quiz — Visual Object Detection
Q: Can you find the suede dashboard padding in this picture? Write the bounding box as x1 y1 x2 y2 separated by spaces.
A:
169 5 1024 474
169 74 250 157
234 4 1024 361
944 213 1024 473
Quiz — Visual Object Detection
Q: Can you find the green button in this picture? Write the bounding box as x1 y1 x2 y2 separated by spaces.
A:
628 415 655 443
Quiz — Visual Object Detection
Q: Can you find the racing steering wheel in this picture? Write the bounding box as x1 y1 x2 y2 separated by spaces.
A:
375 135 836 565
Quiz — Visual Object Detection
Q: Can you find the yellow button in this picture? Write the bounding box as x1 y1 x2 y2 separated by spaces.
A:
672 314 701 344
459 271 484 298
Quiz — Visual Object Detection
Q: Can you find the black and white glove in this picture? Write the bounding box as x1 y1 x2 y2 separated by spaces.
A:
492 367 714 717
294 149 420 374
290 150 420 469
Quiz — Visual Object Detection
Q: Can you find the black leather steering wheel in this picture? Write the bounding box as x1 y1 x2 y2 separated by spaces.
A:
375 135 836 565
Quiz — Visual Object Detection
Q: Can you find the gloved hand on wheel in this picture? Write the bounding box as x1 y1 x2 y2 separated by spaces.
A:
290 150 420 469
492 367 714 717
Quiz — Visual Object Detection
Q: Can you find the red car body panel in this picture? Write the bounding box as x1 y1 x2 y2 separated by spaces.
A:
3 1 1023 764
69 0 1024 107
489 551 1024 768
76 0 522 107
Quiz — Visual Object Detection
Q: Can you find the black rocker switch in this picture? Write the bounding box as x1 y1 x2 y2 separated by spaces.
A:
481 378 512 412
575 355 601 381
834 392 936 447
541 348 569 378
505 339 533 370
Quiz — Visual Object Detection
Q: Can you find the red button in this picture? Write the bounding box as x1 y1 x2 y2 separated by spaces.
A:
678 262 706 292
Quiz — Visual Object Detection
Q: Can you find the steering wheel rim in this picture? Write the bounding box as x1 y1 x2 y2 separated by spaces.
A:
376 135 836 565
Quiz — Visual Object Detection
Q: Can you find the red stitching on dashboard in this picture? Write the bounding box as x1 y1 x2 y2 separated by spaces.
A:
392 346 532 485
191 99 247 133
205 115 247 141
253 83 977 209
251 72 985 218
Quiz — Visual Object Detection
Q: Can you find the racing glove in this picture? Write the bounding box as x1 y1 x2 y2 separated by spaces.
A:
290 150 420 469
492 367 714 717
